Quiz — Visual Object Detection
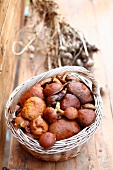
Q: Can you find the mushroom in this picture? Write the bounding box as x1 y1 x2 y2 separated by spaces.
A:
46 90 66 106
62 107 78 120
30 116 48 138
18 83 44 107
39 132 56 149
49 118 81 141
56 73 67 83
43 83 63 97
77 109 96 127
67 81 94 104
52 77 62 84
39 78 52 86
43 107 58 124
21 97 46 121
14 116 30 130
60 93 81 110
81 103 96 110
55 102 78 120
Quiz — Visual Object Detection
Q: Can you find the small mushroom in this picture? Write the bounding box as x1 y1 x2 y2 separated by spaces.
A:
30 116 48 137
63 107 78 120
21 97 46 121
14 116 30 130
39 78 52 86
56 72 69 83
52 77 62 84
77 109 96 127
39 132 56 149
43 107 58 124
55 102 78 120
43 83 63 97
82 103 96 110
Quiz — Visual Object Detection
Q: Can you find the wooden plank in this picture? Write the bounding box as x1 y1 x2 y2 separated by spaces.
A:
0 0 10 32
18 52 47 85
9 137 55 169
8 0 113 169
0 0 25 169
91 0 113 117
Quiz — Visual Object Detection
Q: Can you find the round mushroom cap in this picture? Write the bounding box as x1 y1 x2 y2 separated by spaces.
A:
21 97 46 121
60 93 80 110
77 109 96 127
64 107 78 120
39 132 56 149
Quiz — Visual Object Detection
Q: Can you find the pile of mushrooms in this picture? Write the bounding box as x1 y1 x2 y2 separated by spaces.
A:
13 72 96 149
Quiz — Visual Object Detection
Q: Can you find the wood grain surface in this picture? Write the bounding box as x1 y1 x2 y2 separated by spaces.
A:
6 0 113 169
0 0 25 169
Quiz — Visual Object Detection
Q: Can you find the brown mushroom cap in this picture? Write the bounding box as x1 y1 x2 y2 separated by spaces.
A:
18 83 44 107
43 107 58 124
77 109 96 127
21 97 46 121
67 81 94 104
49 118 81 141
39 132 56 149
60 93 81 110
43 83 63 97
64 107 78 120
30 116 48 137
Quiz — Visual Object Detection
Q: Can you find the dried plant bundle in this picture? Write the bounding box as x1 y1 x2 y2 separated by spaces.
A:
13 0 98 71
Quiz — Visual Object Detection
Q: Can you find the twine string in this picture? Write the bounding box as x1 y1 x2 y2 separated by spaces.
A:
77 31 89 57
12 35 36 55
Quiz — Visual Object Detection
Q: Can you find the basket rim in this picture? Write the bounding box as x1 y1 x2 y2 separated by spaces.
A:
5 66 103 154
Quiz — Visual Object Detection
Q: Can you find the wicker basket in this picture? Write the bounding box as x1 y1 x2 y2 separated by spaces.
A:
5 66 103 161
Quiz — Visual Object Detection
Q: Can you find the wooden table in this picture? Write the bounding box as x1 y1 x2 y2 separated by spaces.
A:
7 0 113 169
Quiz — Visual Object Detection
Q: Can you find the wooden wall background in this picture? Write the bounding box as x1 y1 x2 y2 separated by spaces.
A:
0 0 25 169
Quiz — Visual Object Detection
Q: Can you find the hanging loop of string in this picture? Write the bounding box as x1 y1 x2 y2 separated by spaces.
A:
12 35 36 55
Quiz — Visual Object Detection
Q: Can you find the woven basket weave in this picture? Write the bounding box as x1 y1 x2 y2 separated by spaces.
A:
5 66 103 161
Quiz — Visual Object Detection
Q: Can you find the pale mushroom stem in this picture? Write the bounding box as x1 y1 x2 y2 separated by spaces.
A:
55 102 64 115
